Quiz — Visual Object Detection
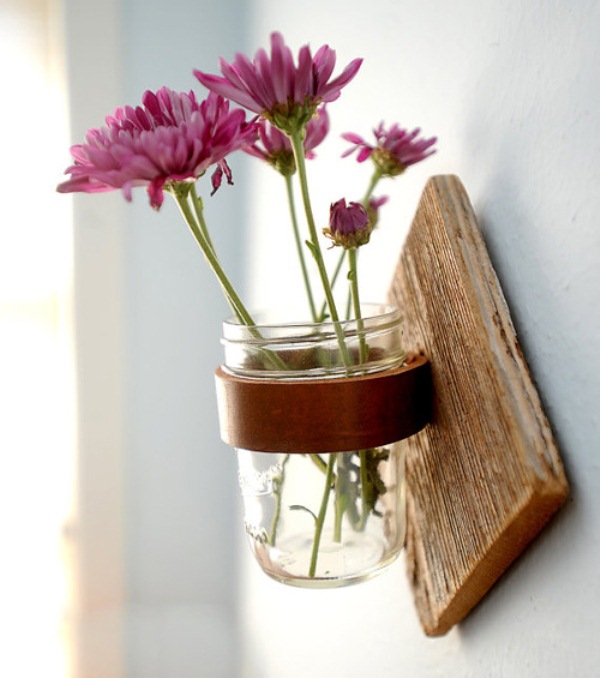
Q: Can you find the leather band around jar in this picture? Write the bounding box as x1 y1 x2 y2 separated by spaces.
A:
214 354 431 453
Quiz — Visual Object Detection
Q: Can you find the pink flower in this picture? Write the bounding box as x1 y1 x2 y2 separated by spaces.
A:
244 106 329 175
57 88 258 209
342 123 437 176
194 32 362 135
323 198 372 249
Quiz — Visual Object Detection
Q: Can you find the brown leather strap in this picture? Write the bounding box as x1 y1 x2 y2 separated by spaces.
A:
214 354 431 453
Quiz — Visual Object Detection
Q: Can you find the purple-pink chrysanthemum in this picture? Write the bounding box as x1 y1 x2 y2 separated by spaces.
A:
244 106 329 175
323 198 372 249
57 88 258 209
342 122 437 176
194 32 362 135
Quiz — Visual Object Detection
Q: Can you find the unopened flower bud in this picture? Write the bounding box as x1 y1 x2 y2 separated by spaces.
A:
323 198 372 249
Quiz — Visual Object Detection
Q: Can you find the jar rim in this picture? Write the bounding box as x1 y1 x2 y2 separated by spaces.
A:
222 303 402 343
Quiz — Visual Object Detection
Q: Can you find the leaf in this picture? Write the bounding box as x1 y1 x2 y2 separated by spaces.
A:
289 504 318 524
305 240 318 260
362 447 390 511
334 453 361 528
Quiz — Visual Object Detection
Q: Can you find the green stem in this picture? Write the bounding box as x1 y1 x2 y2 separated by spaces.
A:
334 474 344 542
345 288 353 321
356 450 370 531
348 248 368 363
308 454 336 578
317 249 347 322
285 175 318 321
289 131 351 367
173 187 290 373
172 190 255 326
309 454 328 474
326 169 383 321
289 131 359 578
363 168 383 204
190 183 216 256
348 250 372 530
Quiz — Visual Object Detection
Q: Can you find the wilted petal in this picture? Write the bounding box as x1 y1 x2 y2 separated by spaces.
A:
148 178 167 209
121 182 134 202
210 159 234 196
211 165 223 195
220 159 233 185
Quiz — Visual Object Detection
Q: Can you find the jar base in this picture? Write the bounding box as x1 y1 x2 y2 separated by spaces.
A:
261 552 400 589
249 529 403 589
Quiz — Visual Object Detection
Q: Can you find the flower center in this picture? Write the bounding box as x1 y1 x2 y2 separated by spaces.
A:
268 151 296 177
372 148 406 177
264 98 320 136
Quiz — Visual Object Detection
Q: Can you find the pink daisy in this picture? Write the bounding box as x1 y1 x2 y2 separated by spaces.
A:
57 88 258 209
342 122 437 176
194 32 362 135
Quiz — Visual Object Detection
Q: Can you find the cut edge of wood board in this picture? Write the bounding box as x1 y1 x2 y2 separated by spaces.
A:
407 477 568 636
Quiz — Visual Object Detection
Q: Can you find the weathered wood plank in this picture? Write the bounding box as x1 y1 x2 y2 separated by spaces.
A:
389 175 569 636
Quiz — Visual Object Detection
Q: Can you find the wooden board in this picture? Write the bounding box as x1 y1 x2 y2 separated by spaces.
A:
388 175 569 636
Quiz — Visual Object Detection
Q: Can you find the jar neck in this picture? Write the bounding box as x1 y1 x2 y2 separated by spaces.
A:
221 304 405 380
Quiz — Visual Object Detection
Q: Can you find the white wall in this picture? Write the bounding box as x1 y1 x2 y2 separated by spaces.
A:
240 2 600 677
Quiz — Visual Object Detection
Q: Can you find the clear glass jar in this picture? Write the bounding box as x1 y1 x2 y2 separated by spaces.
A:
220 304 407 588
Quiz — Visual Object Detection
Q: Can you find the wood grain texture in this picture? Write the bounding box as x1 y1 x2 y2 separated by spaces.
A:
389 175 569 636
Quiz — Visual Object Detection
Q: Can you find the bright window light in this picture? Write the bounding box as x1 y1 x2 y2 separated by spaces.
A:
0 1 76 676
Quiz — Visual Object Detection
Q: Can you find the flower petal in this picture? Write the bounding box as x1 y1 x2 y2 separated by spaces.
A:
198 34 362 134
194 70 263 114
312 45 337 90
319 58 363 102
57 88 258 207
